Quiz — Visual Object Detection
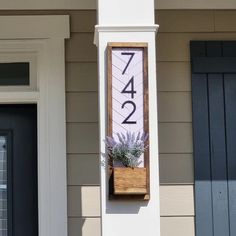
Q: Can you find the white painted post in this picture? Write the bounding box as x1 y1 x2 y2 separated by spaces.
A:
95 1 160 235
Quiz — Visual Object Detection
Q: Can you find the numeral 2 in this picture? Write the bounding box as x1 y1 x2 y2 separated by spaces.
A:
121 101 137 124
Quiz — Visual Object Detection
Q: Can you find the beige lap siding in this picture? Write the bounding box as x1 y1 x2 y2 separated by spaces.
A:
65 11 101 236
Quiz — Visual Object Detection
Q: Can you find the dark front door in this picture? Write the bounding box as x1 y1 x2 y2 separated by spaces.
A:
0 105 38 236
191 41 236 236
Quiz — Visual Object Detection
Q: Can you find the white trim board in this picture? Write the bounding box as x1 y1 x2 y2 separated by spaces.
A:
0 16 69 236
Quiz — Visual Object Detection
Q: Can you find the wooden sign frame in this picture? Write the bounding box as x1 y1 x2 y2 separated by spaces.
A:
107 42 150 200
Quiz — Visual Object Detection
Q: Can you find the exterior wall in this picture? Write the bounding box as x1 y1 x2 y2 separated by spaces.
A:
1 8 236 236
156 10 236 236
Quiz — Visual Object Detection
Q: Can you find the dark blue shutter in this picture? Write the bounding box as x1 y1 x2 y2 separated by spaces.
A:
191 41 236 236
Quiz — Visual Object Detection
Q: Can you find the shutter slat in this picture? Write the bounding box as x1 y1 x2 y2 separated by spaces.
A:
192 74 213 236
224 74 236 235
208 74 230 236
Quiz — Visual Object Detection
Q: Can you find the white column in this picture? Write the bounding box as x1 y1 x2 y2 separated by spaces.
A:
95 1 160 235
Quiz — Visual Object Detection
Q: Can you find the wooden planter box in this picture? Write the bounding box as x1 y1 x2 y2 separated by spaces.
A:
113 167 147 195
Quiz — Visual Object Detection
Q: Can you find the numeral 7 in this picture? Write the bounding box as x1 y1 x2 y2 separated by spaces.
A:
121 52 135 75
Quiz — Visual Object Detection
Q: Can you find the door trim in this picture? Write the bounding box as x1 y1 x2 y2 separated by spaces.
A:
0 16 70 236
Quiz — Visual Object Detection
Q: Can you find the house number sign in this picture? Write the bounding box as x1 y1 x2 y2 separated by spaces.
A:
107 43 149 167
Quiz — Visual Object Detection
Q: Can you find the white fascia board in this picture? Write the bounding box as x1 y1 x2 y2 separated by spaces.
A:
0 16 70 39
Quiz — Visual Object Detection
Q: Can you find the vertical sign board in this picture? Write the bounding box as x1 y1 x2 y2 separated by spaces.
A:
107 43 150 200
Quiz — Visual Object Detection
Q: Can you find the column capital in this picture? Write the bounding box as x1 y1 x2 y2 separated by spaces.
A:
94 24 159 46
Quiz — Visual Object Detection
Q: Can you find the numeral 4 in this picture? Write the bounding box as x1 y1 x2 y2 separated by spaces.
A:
121 76 136 99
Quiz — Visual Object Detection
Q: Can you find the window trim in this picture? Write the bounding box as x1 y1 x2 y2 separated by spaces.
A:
0 53 37 90
0 16 69 236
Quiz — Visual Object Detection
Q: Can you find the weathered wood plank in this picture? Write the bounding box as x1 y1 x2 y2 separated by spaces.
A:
113 168 147 195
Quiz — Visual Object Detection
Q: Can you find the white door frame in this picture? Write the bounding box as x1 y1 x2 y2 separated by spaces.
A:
0 16 70 236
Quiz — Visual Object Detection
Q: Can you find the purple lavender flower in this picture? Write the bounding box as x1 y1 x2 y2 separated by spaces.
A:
104 132 149 168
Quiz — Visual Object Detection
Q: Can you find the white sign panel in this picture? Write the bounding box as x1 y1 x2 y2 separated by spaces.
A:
112 48 144 136
107 43 149 167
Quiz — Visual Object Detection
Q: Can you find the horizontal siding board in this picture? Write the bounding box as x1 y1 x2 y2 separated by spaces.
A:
160 217 195 236
68 186 100 217
68 218 101 236
158 92 192 122
67 123 99 153
159 154 194 184
69 11 96 32
158 123 193 153
160 185 195 216
155 0 236 9
157 33 236 62
0 10 96 32
215 11 236 32
68 185 194 217
156 10 214 32
157 62 191 92
0 0 97 10
66 33 97 62
66 92 98 122
67 154 100 185
66 63 98 92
